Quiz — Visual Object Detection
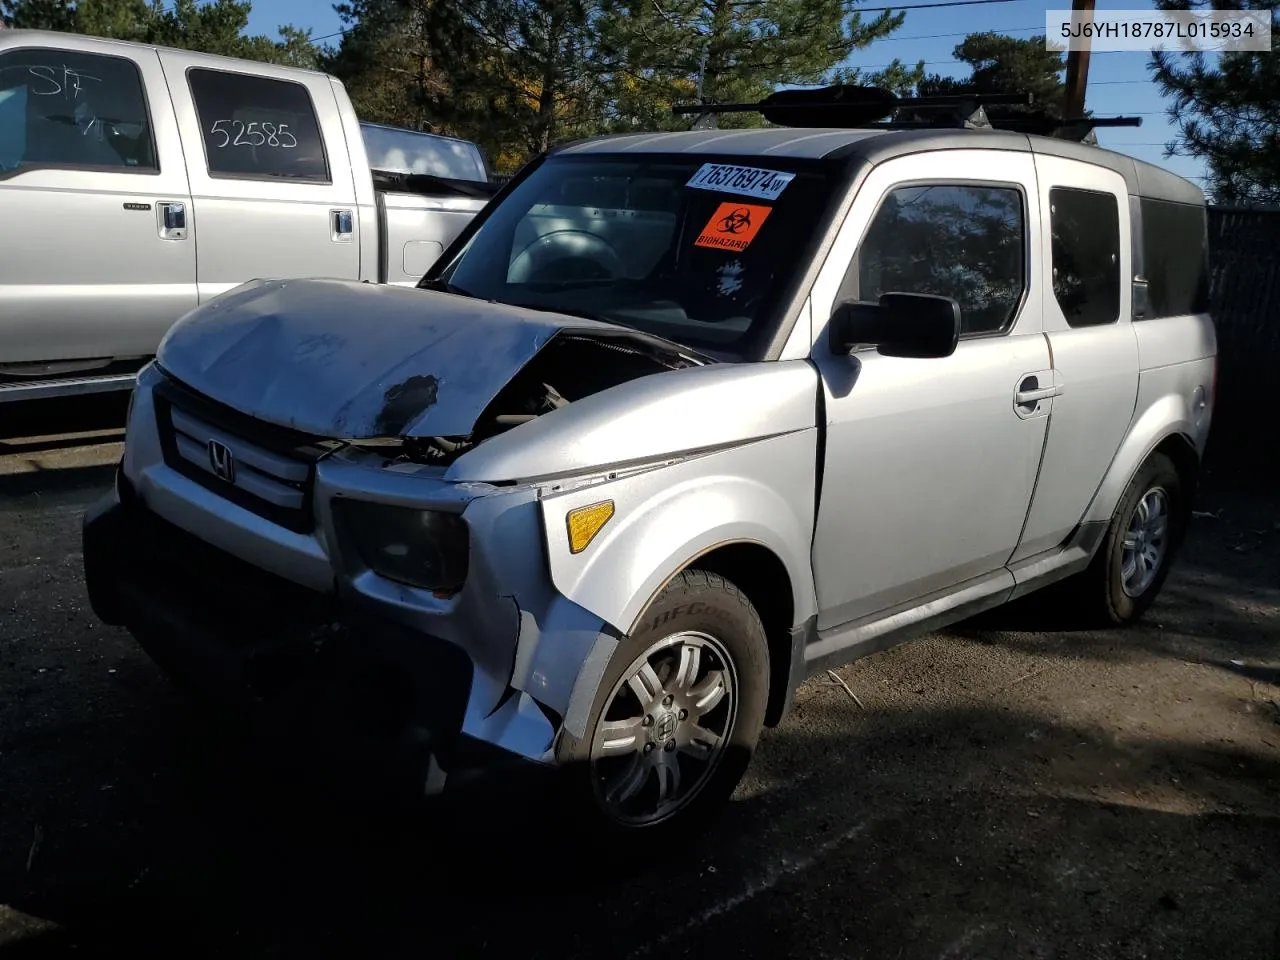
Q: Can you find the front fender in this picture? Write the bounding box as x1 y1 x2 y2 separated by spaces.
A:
539 428 819 637
1082 358 1213 526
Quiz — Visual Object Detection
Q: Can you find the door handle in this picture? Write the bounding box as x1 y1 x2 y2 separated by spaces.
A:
1014 373 1063 419
157 201 187 240
331 209 354 242
1016 385 1060 405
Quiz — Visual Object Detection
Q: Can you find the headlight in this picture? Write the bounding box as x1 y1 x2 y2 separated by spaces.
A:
333 499 469 595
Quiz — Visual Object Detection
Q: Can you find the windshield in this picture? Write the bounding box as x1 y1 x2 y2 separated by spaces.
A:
430 155 844 361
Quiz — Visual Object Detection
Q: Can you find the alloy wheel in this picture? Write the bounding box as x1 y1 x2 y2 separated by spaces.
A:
589 631 738 827
1121 486 1170 598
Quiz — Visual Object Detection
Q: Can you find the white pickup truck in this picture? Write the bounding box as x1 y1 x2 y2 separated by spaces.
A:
0 29 495 402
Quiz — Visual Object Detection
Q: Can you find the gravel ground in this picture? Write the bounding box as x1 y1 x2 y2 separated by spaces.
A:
1 397 1277 959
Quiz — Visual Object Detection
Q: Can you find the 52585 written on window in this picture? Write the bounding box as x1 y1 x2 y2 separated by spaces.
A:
186 67 329 183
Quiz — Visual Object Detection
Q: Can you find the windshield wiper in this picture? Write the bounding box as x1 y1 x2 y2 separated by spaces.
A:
509 301 609 324
447 282 479 299
419 276 481 300
509 302 716 366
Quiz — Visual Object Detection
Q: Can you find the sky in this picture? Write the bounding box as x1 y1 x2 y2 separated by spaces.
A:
245 0 1207 186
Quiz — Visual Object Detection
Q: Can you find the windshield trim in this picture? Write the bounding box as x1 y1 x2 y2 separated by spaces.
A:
419 150 858 363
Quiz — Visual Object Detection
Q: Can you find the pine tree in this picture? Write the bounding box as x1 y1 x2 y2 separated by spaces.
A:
324 0 920 166
598 0 913 128
1149 0 1278 205
1 0 316 68
323 0 609 167
917 32 1068 120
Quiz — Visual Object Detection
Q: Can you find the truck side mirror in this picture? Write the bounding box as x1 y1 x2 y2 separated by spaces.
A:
829 292 962 359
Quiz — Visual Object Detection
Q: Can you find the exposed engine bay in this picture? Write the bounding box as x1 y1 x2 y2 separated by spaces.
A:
351 331 705 465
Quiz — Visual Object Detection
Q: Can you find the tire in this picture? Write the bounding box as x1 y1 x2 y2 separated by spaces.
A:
554 569 770 845
1072 452 1187 626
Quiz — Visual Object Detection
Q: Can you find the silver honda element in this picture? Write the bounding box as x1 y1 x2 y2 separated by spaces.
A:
84 117 1217 837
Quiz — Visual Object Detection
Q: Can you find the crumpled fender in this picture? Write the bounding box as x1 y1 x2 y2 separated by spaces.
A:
537 427 820 639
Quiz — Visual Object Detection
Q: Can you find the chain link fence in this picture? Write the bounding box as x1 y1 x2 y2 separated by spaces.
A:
1204 206 1280 484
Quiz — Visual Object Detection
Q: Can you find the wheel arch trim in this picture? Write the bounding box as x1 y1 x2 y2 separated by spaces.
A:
1082 393 1200 530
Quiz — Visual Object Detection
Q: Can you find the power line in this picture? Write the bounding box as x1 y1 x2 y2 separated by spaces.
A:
163 0 215 12
853 50 1166 70
855 58 977 69
302 6 1213 51
305 0 1028 45
821 20 1212 44
873 24 1042 41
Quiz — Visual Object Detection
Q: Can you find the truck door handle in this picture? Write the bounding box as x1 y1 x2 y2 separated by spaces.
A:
331 209 354 242
158 201 187 240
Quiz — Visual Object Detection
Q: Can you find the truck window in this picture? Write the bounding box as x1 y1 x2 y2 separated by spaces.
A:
1050 186 1121 327
0 49 157 176
1139 197 1209 318
360 122 487 183
187 68 329 183
844 183 1026 336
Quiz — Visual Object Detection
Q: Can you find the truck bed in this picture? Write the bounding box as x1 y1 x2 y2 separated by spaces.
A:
372 171 495 286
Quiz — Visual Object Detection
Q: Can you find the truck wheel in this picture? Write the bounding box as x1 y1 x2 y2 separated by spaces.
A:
556 569 769 844
1076 452 1187 626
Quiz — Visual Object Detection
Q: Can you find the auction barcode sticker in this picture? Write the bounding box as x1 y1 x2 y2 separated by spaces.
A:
686 163 796 202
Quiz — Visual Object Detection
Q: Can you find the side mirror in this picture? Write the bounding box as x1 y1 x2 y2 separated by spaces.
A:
829 292 962 359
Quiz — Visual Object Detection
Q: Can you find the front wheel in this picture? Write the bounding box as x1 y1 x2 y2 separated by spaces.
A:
556 570 769 840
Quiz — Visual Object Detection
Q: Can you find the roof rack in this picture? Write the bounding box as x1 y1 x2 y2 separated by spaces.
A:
672 84 1142 144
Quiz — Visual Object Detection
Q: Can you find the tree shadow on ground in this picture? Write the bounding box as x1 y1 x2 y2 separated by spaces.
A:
1 471 1276 958
0 395 129 443
952 485 1279 676
1 650 1277 959
0 464 118 501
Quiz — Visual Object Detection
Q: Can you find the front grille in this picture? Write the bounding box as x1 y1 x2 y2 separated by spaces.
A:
116 492 340 642
110 489 473 741
153 373 334 534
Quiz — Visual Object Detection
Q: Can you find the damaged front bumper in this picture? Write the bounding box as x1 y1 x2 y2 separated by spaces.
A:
83 463 595 797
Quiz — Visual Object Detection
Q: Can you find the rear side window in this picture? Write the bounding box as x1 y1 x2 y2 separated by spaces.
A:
1140 198 1209 317
0 48 157 176
187 68 329 183
1050 187 1120 327
845 183 1027 336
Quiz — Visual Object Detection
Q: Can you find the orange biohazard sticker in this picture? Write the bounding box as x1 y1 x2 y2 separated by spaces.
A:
694 202 773 252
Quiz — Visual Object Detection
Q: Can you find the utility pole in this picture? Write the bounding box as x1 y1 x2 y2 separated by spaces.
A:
1063 0 1096 119
693 42 718 129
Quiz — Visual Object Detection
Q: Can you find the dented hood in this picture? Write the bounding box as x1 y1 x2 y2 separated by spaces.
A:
156 278 629 439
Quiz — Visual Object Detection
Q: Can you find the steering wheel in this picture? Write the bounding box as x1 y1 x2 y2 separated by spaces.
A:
508 230 624 284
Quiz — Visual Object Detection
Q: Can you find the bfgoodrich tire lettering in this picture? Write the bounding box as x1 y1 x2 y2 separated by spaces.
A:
556 569 769 838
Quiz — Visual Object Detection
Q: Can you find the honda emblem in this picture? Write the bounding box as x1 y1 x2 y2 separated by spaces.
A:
207 439 236 483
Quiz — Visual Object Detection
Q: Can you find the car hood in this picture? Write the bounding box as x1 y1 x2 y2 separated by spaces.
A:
155 278 671 439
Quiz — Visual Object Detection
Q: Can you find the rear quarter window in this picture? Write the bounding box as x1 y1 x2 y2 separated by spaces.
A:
187 67 329 183
1050 186 1121 328
1140 198 1209 318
